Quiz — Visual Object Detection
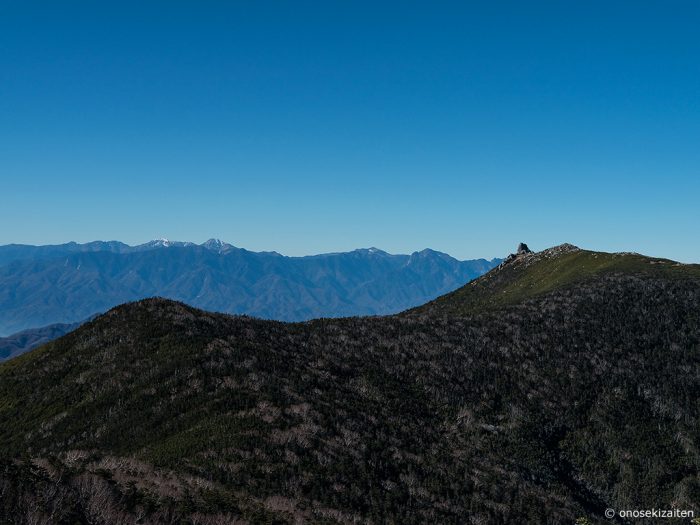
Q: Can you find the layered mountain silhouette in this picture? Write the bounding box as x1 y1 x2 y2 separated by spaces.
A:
2 244 699 523
0 319 86 361
0 239 499 337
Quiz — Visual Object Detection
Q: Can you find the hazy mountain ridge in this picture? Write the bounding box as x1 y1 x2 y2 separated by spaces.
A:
0 238 203 266
0 320 86 361
0 240 499 335
1 245 699 523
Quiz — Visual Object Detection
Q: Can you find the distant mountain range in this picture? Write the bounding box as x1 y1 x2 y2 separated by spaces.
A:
0 239 500 338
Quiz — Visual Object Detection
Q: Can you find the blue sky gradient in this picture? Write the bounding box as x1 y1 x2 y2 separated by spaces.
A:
1 2 699 261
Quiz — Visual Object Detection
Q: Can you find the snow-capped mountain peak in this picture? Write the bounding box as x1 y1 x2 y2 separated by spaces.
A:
201 238 235 253
136 239 196 250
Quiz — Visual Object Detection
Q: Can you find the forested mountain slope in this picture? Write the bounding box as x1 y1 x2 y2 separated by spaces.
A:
1 245 699 524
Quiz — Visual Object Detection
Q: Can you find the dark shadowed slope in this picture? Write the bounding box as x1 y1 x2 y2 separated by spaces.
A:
1 245 699 523
0 240 499 335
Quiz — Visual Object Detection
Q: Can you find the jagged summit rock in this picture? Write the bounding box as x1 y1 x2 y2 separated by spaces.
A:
498 242 535 268
499 242 582 269
517 243 532 255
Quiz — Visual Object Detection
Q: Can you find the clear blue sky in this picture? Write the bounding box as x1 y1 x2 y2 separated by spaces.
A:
1 2 698 262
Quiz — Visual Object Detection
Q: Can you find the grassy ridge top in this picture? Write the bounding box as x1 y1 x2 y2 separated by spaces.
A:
414 244 700 316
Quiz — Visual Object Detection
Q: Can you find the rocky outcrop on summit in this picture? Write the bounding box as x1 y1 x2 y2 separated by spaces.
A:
499 242 535 268
498 242 580 270
517 242 532 255
540 243 580 256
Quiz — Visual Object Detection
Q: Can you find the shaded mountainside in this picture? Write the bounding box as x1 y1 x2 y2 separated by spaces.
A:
1 246 700 523
0 240 498 335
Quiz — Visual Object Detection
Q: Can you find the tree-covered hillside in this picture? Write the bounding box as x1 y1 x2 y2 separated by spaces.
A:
1 246 699 524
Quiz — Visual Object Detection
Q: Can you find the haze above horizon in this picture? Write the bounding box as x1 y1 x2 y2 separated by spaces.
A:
2 2 698 263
